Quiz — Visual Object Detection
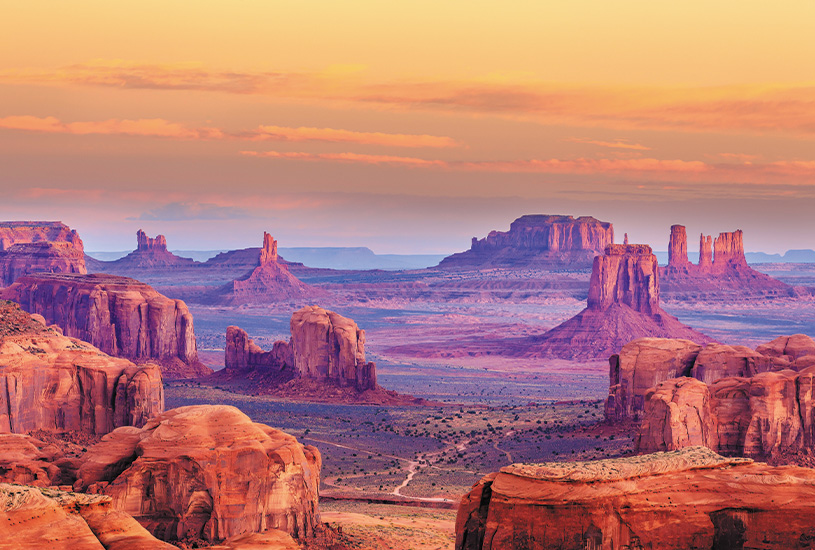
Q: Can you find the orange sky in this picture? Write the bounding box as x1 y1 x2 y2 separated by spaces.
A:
1 1 814 253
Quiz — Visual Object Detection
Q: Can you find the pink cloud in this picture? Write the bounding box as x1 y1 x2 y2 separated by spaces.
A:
245 125 457 148
564 137 652 151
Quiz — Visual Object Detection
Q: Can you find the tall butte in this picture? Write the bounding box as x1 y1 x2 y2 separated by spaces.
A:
522 243 712 360
662 225 789 297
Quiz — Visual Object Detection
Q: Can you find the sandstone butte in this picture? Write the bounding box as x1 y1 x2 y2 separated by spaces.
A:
73 405 321 545
0 483 177 550
661 224 791 298
220 305 425 405
101 229 197 269
0 221 87 287
521 244 713 360
0 299 163 436
437 214 614 269
212 233 322 305
0 273 211 379
455 446 815 550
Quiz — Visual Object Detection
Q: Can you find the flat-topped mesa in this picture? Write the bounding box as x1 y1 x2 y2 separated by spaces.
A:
0 221 86 286
0 300 163 435
438 214 613 269
667 225 690 268
587 244 658 315
712 229 747 270
0 273 210 379
136 229 167 252
455 447 815 550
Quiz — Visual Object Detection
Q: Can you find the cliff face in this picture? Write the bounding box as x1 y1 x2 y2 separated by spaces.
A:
523 245 712 360
455 447 815 550
0 300 164 435
75 405 321 543
661 225 789 297
0 483 177 550
213 233 319 305
0 222 86 286
224 325 293 373
438 214 613 269
0 273 209 379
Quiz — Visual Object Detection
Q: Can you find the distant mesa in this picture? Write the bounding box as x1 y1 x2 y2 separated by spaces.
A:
211 232 325 304
0 299 164 436
661 224 791 298
103 229 197 269
73 405 320 544
0 221 86 286
0 273 211 379
518 243 713 360
455 446 815 550
216 305 425 405
437 214 613 269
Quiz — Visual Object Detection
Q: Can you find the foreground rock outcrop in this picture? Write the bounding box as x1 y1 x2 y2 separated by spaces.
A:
455 447 815 550
662 225 791 299
220 306 423 404
0 483 176 549
0 221 86 286
1 273 210 379
0 300 163 435
438 214 613 269
74 405 321 544
213 233 321 304
522 244 712 360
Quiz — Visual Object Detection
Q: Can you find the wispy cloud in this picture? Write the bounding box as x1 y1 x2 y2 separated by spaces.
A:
0 115 456 148
564 137 651 150
128 202 255 221
4 61 815 136
241 150 446 167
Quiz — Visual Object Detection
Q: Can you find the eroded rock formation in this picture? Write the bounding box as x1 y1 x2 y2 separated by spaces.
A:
438 214 613 269
1 273 210 379
0 300 164 435
0 434 67 487
101 230 197 269
74 405 321 543
523 244 712 360
455 447 815 550
214 233 320 304
0 483 176 549
0 221 86 286
661 225 790 298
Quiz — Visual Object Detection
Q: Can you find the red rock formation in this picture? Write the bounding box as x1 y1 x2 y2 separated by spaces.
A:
661 225 790 298
667 224 690 269
213 234 320 305
97 230 196 271
0 300 164 435
0 221 86 286
1 273 210 379
636 377 717 452
438 214 613 269
523 245 712 360
756 333 815 362
0 483 176 550
225 325 292 373
455 447 815 550
75 405 321 543
0 434 66 487
604 337 702 421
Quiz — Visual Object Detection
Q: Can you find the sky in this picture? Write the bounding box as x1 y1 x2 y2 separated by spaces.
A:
1 1 815 253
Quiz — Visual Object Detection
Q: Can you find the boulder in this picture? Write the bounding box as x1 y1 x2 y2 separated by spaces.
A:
690 342 783 384
0 300 163 435
455 447 815 550
74 405 321 543
1 273 210 379
756 334 815 363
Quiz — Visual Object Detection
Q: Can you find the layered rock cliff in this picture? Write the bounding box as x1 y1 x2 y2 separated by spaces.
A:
213 233 320 304
438 214 613 269
455 447 815 550
74 405 321 543
1 273 210 379
0 221 86 286
0 483 176 550
521 244 712 360
0 300 164 435
661 225 790 298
